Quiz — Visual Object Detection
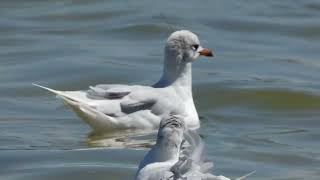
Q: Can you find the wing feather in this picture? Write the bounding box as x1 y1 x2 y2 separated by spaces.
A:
88 85 131 99
120 99 156 114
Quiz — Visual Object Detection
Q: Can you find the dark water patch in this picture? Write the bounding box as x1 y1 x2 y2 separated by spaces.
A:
195 85 320 111
0 115 88 150
1 166 132 180
207 17 320 40
29 9 131 22
304 1 320 11
272 58 303 65
0 36 38 48
104 23 179 40
0 149 141 180
0 48 82 67
238 150 318 167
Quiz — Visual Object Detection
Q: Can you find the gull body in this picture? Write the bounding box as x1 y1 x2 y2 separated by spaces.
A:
135 115 231 180
34 30 213 132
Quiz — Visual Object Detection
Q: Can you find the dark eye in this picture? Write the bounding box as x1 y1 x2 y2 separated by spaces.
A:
192 44 199 50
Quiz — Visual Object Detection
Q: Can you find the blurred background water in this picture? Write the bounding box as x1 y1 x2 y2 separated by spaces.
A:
1 0 320 179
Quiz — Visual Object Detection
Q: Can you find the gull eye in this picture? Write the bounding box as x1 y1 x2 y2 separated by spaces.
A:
192 44 199 51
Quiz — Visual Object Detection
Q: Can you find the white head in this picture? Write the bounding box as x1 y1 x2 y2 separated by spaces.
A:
165 30 213 63
156 114 185 151
155 30 214 87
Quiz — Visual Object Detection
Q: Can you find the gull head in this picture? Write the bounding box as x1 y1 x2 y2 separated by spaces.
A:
155 30 213 87
165 30 213 63
157 114 185 149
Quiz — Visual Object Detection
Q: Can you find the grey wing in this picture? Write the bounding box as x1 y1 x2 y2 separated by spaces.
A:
119 87 158 114
170 130 204 178
120 99 156 114
171 130 231 180
87 84 131 99
88 84 159 116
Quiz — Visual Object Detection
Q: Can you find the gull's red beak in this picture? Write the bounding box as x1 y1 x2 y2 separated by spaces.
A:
199 48 214 57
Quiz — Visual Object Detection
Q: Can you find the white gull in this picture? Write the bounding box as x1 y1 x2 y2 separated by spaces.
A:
33 30 213 132
135 114 232 180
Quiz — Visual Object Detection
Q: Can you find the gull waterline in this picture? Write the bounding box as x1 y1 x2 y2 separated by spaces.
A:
34 30 213 132
135 115 255 180
135 114 231 180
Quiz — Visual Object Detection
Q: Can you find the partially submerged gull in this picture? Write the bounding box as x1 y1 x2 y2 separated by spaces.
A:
135 114 233 180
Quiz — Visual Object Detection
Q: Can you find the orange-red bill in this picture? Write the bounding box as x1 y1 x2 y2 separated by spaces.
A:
199 48 214 57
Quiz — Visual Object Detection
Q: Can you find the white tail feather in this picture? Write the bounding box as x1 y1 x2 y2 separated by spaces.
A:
62 97 119 131
33 83 85 103
235 171 255 180
33 83 119 131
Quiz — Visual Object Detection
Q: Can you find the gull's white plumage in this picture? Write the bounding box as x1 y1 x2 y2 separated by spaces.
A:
135 115 231 180
34 30 213 132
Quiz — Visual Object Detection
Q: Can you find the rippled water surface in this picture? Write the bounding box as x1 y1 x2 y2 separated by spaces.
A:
1 0 320 179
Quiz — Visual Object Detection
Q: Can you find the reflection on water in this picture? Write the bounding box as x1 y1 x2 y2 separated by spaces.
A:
87 130 156 149
1 0 320 179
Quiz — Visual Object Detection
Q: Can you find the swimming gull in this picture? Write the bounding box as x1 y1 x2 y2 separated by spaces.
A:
33 30 213 132
135 114 232 180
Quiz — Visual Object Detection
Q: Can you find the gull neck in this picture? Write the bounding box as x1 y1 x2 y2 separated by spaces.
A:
154 52 192 90
153 140 180 162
